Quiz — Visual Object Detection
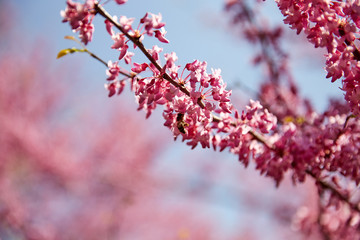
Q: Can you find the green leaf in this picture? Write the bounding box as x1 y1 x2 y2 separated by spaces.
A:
56 47 85 59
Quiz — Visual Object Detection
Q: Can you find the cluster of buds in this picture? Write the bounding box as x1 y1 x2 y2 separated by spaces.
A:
275 0 360 115
61 0 95 45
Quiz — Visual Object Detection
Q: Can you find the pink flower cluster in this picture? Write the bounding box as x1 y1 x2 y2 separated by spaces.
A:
225 0 360 191
275 0 360 115
105 60 126 97
131 51 236 148
61 0 95 45
104 11 169 62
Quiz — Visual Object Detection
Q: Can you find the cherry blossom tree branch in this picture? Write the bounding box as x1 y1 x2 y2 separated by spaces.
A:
93 3 208 108
60 2 360 225
82 46 273 151
93 2 277 147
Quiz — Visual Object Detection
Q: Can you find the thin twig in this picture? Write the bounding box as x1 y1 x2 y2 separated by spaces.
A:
84 49 133 78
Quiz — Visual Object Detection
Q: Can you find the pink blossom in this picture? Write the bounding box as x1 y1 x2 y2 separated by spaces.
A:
61 0 95 45
148 45 163 61
119 15 134 32
106 60 120 80
78 20 94 45
115 0 128 5
131 62 148 73
124 51 134 64
111 33 125 48
154 29 169 43
105 82 116 97
104 19 114 36
110 33 129 60
118 44 129 60
140 12 166 36
164 52 178 68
